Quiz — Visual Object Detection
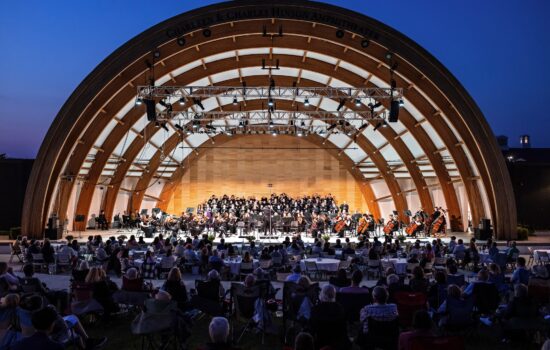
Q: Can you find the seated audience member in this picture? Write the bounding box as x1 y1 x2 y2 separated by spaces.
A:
340 270 369 294
436 284 474 328
359 286 399 337
121 267 144 292
95 243 109 264
500 284 539 341
58 241 78 261
198 316 239 350
398 310 434 350
448 236 457 252
463 241 480 268
41 239 56 265
293 332 315 350
72 260 90 283
208 250 225 271
174 241 185 258
511 257 530 285
11 307 64 350
0 293 19 334
342 242 355 256
463 269 499 314
162 267 189 310
206 269 226 299
311 241 323 256
85 267 119 317
446 264 465 287
427 271 448 309
259 248 272 261
329 269 351 289
0 262 20 294
488 263 508 295
488 242 499 261
506 241 519 261
310 285 350 350
183 244 198 263
452 239 466 259
409 266 429 293
285 265 303 283
387 274 406 303
19 264 48 295
217 239 226 251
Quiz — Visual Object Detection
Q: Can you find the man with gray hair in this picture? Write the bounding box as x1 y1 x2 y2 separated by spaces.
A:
201 317 239 350
310 284 350 350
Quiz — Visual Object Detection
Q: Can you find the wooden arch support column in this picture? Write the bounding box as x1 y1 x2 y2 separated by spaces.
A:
23 1 515 238
155 132 382 220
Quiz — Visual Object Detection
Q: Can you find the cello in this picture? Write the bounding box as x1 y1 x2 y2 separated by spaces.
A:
334 217 347 234
357 216 369 235
383 220 396 235
405 221 419 235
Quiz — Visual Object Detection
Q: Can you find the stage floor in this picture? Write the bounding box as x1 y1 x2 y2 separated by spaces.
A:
65 227 471 246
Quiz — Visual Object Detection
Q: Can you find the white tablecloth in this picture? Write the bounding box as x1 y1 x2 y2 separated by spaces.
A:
534 250 550 261
224 259 259 275
300 258 341 272
387 258 407 274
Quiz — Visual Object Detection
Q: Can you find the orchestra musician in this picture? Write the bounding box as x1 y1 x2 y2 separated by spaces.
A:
97 210 108 230
429 207 447 236
383 214 400 237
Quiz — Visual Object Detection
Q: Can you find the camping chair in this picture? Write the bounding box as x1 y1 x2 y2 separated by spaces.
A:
69 281 104 322
56 253 72 274
358 317 399 350
230 283 264 344
394 291 428 328
410 336 465 350
282 281 320 343
191 280 224 316
8 243 25 264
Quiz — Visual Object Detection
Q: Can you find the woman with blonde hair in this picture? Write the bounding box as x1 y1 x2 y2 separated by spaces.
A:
86 267 119 318
162 267 188 310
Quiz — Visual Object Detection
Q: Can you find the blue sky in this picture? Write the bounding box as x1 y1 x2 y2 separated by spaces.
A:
1 0 549 158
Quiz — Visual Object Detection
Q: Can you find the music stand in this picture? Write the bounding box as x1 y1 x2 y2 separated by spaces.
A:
186 207 194 214
74 214 85 239
140 209 148 216
404 210 412 217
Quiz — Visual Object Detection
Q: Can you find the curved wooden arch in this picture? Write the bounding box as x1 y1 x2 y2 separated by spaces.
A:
22 1 515 238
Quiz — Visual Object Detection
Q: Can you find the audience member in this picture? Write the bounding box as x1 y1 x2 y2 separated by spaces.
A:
310 285 350 350
511 257 530 285
360 286 399 336
398 310 434 350
339 270 369 294
199 317 239 350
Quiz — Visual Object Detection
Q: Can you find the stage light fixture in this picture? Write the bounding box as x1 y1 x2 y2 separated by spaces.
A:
226 130 233 136
202 28 211 37
178 98 185 106
337 99 346 111
301 120 306 127
233 96 238 105
373 122 382 132
160 123 169 132
153 50 160 58
358 123 369 131
186 129 193 135
268 98 274 107
304 98 310 106
174 123 184 131
269 121 274 128
193 98 205 110
355 98 361 107
297 130 303 137
272 129 277 136
177 37 186 46
135 98 143 106
399 99 404 107
336 29 345 38
385 52 393 60
327 123 337 131
361 39 370 48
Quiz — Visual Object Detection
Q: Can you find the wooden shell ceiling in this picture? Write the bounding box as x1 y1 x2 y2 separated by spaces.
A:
22 0 517 239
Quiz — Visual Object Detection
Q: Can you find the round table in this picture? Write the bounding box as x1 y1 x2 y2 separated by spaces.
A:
300 258 341 272
224 259 259 275
387 258 407 275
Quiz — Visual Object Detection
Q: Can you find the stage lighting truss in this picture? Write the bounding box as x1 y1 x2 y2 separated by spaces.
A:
137 85 402 101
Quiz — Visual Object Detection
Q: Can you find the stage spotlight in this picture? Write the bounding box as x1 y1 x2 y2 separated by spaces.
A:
160 123 170 132
336 29 345 38
355 98 361 107
202 28 211 37
297 130 303 137
389 100 400 122
177 37 186 46
233 96 238 105
337 99 346 111
301 120 306 127
318 129 326 136
186 129 193 135
304 98 310 106
193 98 205 110
361 39 370 48
135 98 143 106
346 129 353 136
373 122 383 132
153 50 160 58
272 129 277 136
358 123 369 131
174 123 184 131
178 98 185 106
385 52 393 60
226 130 233 136
327 123 337 131
269 121 274 128
399 99 404 107
268 98 274 107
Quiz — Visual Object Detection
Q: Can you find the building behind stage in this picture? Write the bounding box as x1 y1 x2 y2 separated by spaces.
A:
0 157 34 233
